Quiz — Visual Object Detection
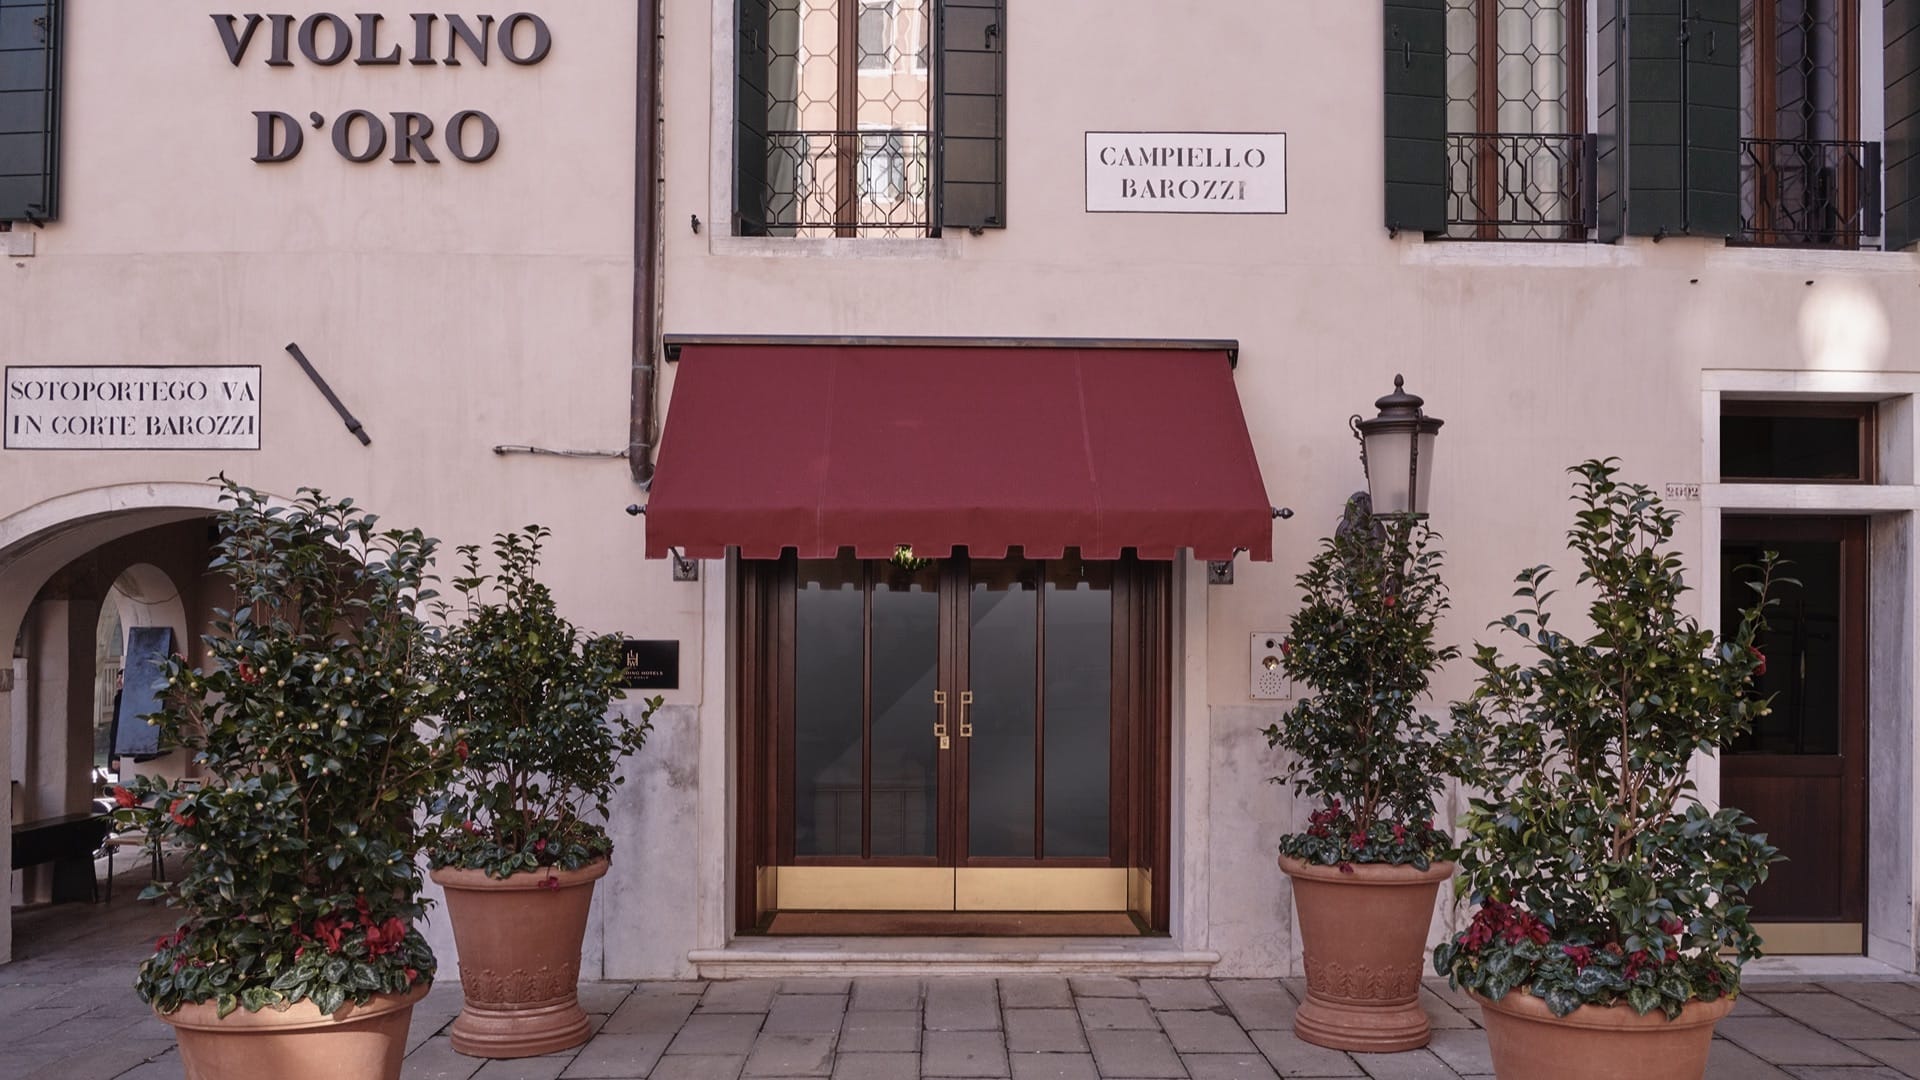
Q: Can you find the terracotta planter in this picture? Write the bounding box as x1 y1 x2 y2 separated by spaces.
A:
432 858 608 1058
1279 854 1454 1052
159 981 426 1080
1473 987 1735 1080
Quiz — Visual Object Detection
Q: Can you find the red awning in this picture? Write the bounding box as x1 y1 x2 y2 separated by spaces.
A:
644 343 1273 561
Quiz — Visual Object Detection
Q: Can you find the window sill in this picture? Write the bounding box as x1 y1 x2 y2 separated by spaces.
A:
710 234 961 260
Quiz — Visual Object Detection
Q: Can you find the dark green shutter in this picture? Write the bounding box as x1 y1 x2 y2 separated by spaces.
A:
1624 0 1686 235
733 0 772 236
1684 0 1741 237
1596 0 1625 240
0 0 60 222
1889 0 1920 250
1383 0 1446 235
1621 0 1740 238
937 0 1005 231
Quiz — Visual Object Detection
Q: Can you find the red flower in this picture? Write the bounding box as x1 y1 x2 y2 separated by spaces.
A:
113 787 138 809
463 820 481 834
538 876 561 891
168 799 195 828
454 740 470 763
534 839 548 853
1562 945 1594 969
405 968 419 985
1749 646 1767 676
1391 823 1408 842
294 946 305 959
1349 832 1367 851
1384 595 1397 608
1660 916 1685 938
365 916 409 957
1279 641 1292 658
235 662 260 685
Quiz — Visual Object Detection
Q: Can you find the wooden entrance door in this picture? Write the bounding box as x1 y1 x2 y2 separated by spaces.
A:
735 552 1171 933
1720 516 1868 953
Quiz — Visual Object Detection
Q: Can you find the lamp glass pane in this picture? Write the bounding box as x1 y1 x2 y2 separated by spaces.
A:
1365 429 1415 515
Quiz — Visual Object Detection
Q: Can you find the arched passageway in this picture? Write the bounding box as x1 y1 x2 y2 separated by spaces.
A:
0 483 232 964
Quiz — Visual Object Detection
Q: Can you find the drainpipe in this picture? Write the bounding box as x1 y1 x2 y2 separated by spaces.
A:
630 0 663 488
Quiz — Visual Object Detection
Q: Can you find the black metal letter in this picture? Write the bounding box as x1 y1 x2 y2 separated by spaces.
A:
390 112 439 164
298 13 352 65
331 109 388 162
266 13 295 65
443 13 492 65
409 12 437 65
355 13 401 64
253 111 304 162
446 110 500 162
498 13 551 65
211 14 264 66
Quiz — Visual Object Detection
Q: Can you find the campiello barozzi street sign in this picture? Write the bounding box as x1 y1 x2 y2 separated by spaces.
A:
1085 132 1288 215
5 366 263 450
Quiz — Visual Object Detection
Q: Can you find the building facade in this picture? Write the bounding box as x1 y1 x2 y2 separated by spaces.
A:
3 0 1918 981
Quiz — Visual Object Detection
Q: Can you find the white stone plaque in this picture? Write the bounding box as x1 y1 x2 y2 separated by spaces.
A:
5 366 262 450
1085 132 1288 214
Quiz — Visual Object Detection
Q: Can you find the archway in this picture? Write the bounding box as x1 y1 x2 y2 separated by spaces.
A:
0 483 230 964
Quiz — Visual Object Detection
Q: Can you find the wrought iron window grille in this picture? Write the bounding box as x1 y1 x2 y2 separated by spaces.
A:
1444 132 1595 240
1737 137 1882 248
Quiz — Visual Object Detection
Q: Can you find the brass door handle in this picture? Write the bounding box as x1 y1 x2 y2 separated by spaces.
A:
959 690 974 738
934 689 950 750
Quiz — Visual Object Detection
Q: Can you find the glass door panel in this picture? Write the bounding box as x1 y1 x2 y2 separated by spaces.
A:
1044 557 1113 858
795 555 865 856
870 559 941 857
965 558 1040 858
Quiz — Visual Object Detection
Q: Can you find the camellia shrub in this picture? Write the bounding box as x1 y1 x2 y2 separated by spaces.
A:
115 481 443 1017
1265 494 1459 868
428 526 657 880
1434 459 1783 1018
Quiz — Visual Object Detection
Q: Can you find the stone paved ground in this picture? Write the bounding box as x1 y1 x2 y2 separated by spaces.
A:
11 874 1920 1079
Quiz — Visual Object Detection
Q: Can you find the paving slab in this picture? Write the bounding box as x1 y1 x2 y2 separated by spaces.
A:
1211 980 1297 1031
1084 1029 1186 1079
999 977 1074 1010
1136 978 1220 1011
1847 1037 1920 1076
401 1036 488 1080
926 979 1001 1031
648 1055 748 1080
470 1056 572 1080
700 981 780 1014
1351 1048 1463 1079
602 992 698 1034
1717 1017 1878 1066
780 979 852 996
670 1012 769 1054
742 1033 837 1077
1075 996 1156 1031
1158 1008 1258 1054
1823 980 1920 1019
762 994 847 1035
1248 1028 1366 1078
1704 1039 1793 1080
849 977 922 1012
1182 1051 1283 1079
1005 1008 1088 1053
1069 978 1142 1000
1744 991 1920 1039
560 1031 671 1077
922 1029 1011 1077
828 1051 919 1079
1008 1053 1101 1080
837 1008 922 1052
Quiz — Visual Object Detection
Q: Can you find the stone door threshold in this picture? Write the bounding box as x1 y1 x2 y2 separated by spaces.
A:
688 936 1221 978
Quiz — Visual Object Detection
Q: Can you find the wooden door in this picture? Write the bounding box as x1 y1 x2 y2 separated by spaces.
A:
1720 516 1868 952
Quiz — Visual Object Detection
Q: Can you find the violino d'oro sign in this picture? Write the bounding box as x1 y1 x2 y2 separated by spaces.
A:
1085 132 1288 215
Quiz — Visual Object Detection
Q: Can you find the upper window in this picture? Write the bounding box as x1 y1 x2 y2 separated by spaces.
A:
1721 401 1876 483
1443 0 1588 241
1738 0 1876 248
735 0 1006 238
